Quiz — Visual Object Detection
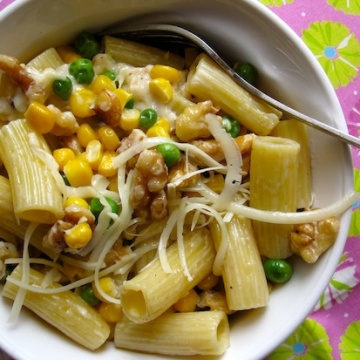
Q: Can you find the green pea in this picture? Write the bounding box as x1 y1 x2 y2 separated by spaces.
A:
156 143 181 168
102 70 116 81
52 76 73 100
73 31 101 60
234 63 258 86
125 98 135 109
222 115 241 138
90 196 119 222
80 283 100 306
69 58 95 84
139 108 158 128
263 259 293 284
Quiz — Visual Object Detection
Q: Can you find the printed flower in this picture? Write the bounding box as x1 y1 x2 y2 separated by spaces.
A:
339 321 360 359
348 169 360 236
315 253 358 311
302 21 360 89
259 0 294 6
349 209 360 236
328 0 360 15
268 318 333 359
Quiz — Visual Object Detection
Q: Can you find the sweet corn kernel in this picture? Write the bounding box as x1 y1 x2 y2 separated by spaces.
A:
120 108 140 131
173 289 199 312
146 125 170 138
99 302 123 323
69 88 96 118
97 126 121 151
197 273 220 291
63 157 93 187
114 88 132 109
92 276 118 302
150 65 180 83
77 123 98 148
53 148 76 170
98 151 117 177
56 45 81 63
85 139 104 170
149 78 173 104
64 222 92 249
25 102 56 134
90 74 116 93
206 174 225 194
156 117 171 133
64 196 89 209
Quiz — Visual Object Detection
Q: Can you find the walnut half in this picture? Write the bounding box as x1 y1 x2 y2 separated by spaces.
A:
290 217 340 263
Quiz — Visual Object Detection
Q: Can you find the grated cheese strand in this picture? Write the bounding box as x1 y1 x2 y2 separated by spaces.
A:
205 113 243 211
198 183 360 224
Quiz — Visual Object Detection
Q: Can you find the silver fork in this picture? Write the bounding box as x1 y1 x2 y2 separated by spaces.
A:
101 23 360 148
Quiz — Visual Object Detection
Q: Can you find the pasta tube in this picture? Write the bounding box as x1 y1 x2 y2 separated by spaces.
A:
271 119 312 209
2 264 110 350
114 310 229 356
0 119 63 224
26 47 64 71
121 228 216 323
210 216 269 310
103 35 185 69
186 54 281 135
0 175 57 259
250 136 300 258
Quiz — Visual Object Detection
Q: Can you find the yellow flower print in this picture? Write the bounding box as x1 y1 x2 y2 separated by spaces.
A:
268 318 333 359
302 21 360 89
339 321 360 359
259 0 294 6
328 0 360 15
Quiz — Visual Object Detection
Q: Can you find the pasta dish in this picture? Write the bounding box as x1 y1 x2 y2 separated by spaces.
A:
0 31 358 356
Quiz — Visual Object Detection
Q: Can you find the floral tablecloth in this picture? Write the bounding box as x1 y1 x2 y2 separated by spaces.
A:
1 0 360 359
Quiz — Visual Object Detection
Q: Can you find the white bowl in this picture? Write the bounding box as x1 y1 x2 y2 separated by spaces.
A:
0 0 354 359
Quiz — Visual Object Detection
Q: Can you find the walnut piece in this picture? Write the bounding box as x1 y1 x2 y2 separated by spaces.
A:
42 220 72 253
94 89 122 128
290 217 340 263
175 100 216 141
130 149 168 219
168 156 200 188
190 133 256 166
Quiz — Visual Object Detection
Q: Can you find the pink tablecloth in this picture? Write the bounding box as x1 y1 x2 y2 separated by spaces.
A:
1 0 360 359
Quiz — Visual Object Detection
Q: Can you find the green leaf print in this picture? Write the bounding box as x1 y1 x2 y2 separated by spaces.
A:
339 321 360 359
302 21 360 89
259 0 294 6
268 318 333 359
328 0 360 15
330 278 352 291
353 169 360 192
349 209 360 237
349 170 360 236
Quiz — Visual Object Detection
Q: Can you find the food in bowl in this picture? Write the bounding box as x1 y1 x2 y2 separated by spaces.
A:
0 27 357 357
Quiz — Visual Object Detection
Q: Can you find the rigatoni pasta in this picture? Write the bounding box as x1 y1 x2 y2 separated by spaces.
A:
2 264 110 350
186 53 281 135
0 29 347 358
121 228 216 323
209 215 269 310
250 136 300 258
0 119 64 224
114 310 230 355
270 119 312 209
